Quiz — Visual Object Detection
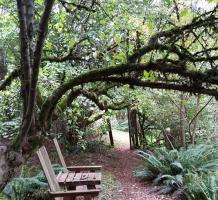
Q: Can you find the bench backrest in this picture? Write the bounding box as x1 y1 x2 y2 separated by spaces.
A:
37 146 61 192
53 138 68 173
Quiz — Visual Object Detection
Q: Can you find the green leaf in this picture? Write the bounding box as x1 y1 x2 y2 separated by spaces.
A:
170 161 183 174
180 8 189 18
123 85 129 94
35 0 43 5
207 0 218 2
99 33 107 39
149 73 156 82
163 0 172 6
60 13 65 22
100 19 107 25
69 40 75 48
114 36 121 44
146 21 153 31
143 70 149 78
46 42 52 50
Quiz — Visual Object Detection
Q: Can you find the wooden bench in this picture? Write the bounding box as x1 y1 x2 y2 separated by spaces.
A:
57 171 101 187
37 146 101 200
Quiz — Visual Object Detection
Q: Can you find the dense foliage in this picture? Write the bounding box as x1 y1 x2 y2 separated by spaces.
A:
2 165 63 200
136 144 218 200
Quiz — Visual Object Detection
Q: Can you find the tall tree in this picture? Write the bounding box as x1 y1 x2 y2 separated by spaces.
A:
0 0 55 189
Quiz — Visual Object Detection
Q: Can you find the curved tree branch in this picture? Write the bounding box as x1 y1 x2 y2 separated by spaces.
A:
38 8 218 129
0 69 20 91
39 59 218 128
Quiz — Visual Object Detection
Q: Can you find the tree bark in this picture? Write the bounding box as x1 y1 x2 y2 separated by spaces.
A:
106 118 114 147
189 96 213 144
0 48 7 80
0 0 55 189
127 108 133 150
0 144 24 190
128 105 140 149
179 93 186 147
0 145 8 190
191 95 200 144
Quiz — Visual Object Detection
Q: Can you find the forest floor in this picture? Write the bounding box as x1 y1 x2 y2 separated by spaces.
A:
61 130 172 200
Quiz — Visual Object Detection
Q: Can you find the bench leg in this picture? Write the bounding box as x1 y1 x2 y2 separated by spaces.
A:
84 195 92 200
63 197 76 200
92 196 100 200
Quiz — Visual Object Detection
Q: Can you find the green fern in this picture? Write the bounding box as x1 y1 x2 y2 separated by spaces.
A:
3 164 64 200
134 170 155 180
136 144 218 200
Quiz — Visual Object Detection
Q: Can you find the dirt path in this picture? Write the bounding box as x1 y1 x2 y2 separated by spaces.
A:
57 130 172 200
101 130 171 200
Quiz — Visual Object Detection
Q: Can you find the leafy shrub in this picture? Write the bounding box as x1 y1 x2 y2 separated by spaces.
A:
63 139 110 154
0 83 22 139
3 178 48 200
85 140 111 153
184 173 218 200
135 144 218 200
3 165 64 200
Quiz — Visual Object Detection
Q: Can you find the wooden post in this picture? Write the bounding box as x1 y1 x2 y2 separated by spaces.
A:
127 107 133 150
106 118 114 147
128 105 140 149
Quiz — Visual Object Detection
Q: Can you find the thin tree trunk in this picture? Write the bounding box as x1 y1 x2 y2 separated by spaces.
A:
106 118 114 147
138 115 145 148
0 48 7 80
128 107 134 149
191 95 200 144
189 96 213 144
179 93 186 147
162 128 174 149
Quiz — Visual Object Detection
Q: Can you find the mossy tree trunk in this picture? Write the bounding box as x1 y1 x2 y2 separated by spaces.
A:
128 105 140 149
0 48 7 81
0 0 55 189
179 93 186 147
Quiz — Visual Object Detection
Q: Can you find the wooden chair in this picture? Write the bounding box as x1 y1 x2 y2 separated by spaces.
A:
37 146 101 200
53 138 102 173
